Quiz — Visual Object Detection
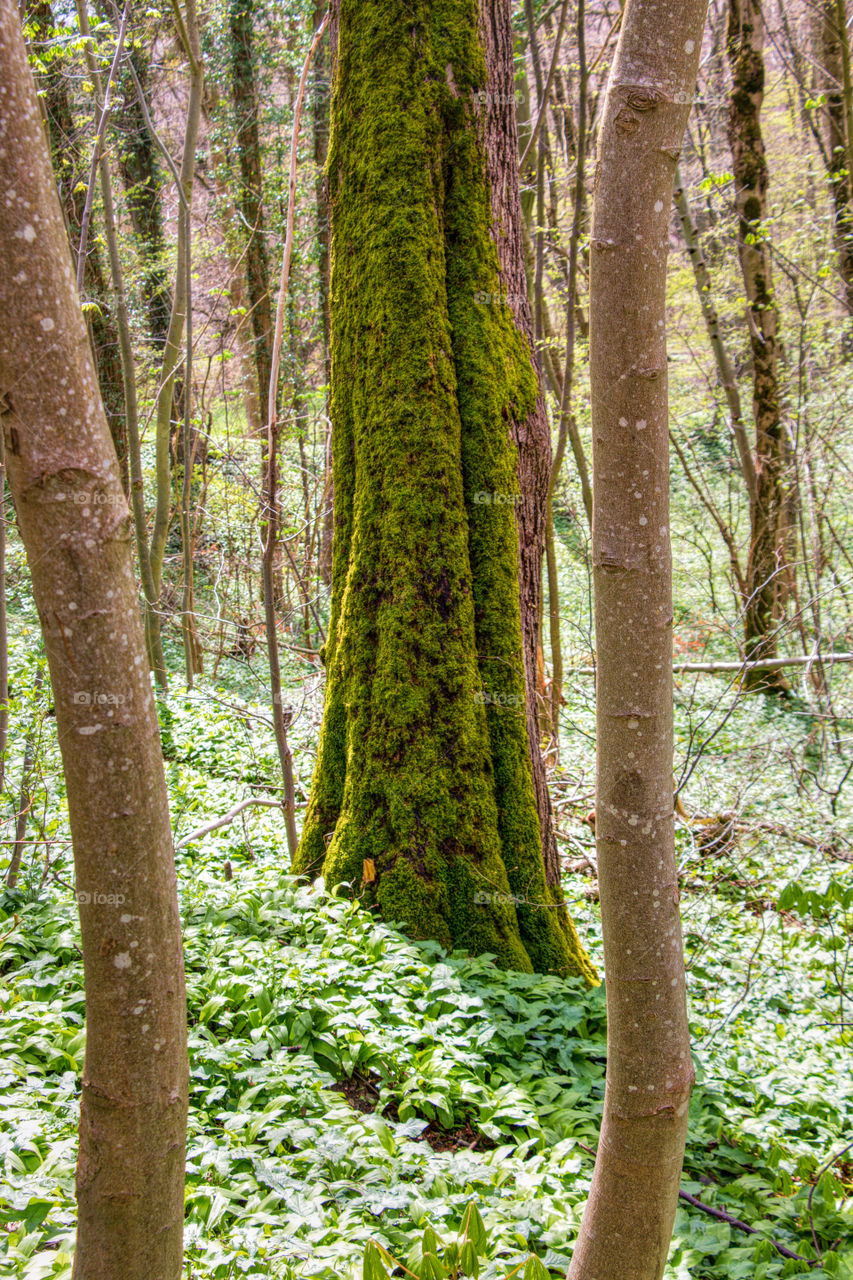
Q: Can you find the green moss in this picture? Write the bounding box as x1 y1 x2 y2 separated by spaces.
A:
295 0 595 983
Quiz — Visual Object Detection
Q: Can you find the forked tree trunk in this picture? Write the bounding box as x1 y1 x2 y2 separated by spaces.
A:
295 0 594 980
0 8 187 1276
567 0 707 1275
28 0 128 490
727 0 790 691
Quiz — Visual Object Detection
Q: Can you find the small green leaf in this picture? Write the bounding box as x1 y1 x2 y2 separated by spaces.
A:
364 1241 390 1280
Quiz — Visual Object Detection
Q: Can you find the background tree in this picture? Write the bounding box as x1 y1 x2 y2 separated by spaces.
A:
229 0 274 420
115 37 173 350
726 0 791 689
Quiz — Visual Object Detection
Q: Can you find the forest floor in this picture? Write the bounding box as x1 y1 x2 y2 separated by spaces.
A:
0 611 852 1279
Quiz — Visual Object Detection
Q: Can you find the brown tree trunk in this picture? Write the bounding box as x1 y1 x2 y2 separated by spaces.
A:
567 0 707 1273
727 0 790 691
0 5 187 1276
479 0 565 885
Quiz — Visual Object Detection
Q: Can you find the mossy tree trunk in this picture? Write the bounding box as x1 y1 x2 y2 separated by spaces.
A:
0 6 187 1273
295 0 593 981
727 0 791 692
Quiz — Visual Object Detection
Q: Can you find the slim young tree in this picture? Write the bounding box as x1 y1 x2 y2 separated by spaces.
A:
116 41 173 349
567 0 708 1276
229 0 275 420
727 0 791 690
295 0 594 980
149 0 203 602
0 6 187 1276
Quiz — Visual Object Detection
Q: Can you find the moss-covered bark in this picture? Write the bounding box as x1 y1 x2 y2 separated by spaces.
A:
294 0 594 982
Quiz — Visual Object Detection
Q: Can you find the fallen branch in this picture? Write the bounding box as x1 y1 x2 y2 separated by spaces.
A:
677 1191 810 1263
175 798 283 850
569 652 853 677
575 1143 811 1264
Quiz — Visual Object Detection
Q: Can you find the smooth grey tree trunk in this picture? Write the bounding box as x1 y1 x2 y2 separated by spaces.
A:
0 7 188 1275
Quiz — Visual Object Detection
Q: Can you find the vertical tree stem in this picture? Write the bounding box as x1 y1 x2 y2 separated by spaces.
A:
567 0 708 1273
263 9 329 855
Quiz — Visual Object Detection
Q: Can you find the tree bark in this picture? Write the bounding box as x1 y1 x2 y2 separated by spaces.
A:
294 0 594 980
229 0 274 420
478 0 566 887
819 0 853 314
726 0 790 691
0 5 187 1275
74 0 168 688
149 0 203 599
312 0 334 589
567 0 707 1274
28 0 128 490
